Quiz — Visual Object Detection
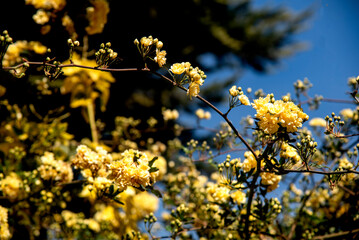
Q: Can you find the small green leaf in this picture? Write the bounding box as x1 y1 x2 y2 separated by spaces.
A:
149 167 159 173
149 156 158 168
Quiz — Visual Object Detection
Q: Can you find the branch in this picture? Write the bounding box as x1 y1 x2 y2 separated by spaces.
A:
282 169 359 175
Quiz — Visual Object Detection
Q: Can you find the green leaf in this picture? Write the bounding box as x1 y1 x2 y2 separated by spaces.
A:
149 156 158 168
147 185 162 198
149 167 159 173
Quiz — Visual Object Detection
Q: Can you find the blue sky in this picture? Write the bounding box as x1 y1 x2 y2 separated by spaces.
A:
194 0 359 134
244 0 359 117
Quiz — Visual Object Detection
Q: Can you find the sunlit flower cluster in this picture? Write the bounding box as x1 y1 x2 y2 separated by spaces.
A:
38 152 73 183
280 142 301 163
252 94 309 134
206 182 230 204
230 85 251 106
169 61 207 99
260 172 282 192
2 40 47 67
338 157 353 170
231 190 246 205
0 172 25 201
0 206 11 240
240 151 260 173
134 36 166 67
73 145 160 196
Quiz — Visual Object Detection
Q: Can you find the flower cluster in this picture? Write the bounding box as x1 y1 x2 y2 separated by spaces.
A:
0 206 11 240
2 40 47 67
0 172 25 201
195 108 211 120
162 108 179 121
252 94 309 134
229 85 250 107
260 172 282 192
73 145 160 198
134 36 166 67
169 62 207 99
37 152 73 183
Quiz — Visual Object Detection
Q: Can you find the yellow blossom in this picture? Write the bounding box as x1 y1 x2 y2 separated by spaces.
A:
0 205 10 240
206 183 230 203
33 9 50 25
195 108 211 119
0 172 23 201
260 172 282 192
280 142 301 163
162 109 179 121
187 82 200 99
85 0 110 35
231 190 246 205
229 85 239 97
170 63 186 75
252 94 309 134
25 0 66 11
309 118 327 127
154 49 167 67
340 108 354 120
38 151 73 183
238 94 250 106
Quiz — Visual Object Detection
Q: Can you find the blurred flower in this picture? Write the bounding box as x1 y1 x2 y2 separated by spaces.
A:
85 0 110 35
162 109 179 121
195 108 211 120
260 172 282 192
33 9 50 25
238 94 250 106
0 206 10 240
309 118 327 127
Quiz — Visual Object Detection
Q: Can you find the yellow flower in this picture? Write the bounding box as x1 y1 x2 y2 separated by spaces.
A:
2 40 47 67
260 172 281 192
0 172 23 201
239 151 261 173
195 108 211 119
229 85 239 97
206 183 230 203
162 109 179 121
132 191 159 217
340 108 354 120
280 142 301 162
309 118 327 127
33 9 50 25
231 190 246 205
238 94 250 106
154 49 167 67
38 151 73 183
25 0 66 10
170 63 186 75
85 0 110 35
252 94 308 134
0 205 10 240
187 82 200 99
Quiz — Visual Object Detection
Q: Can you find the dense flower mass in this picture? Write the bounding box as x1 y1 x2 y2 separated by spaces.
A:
73 145 160 196
252 94 309 134
0 205 10 240
38 152 73 183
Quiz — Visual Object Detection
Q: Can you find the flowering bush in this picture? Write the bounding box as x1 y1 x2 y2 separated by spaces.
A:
0 1 359 240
